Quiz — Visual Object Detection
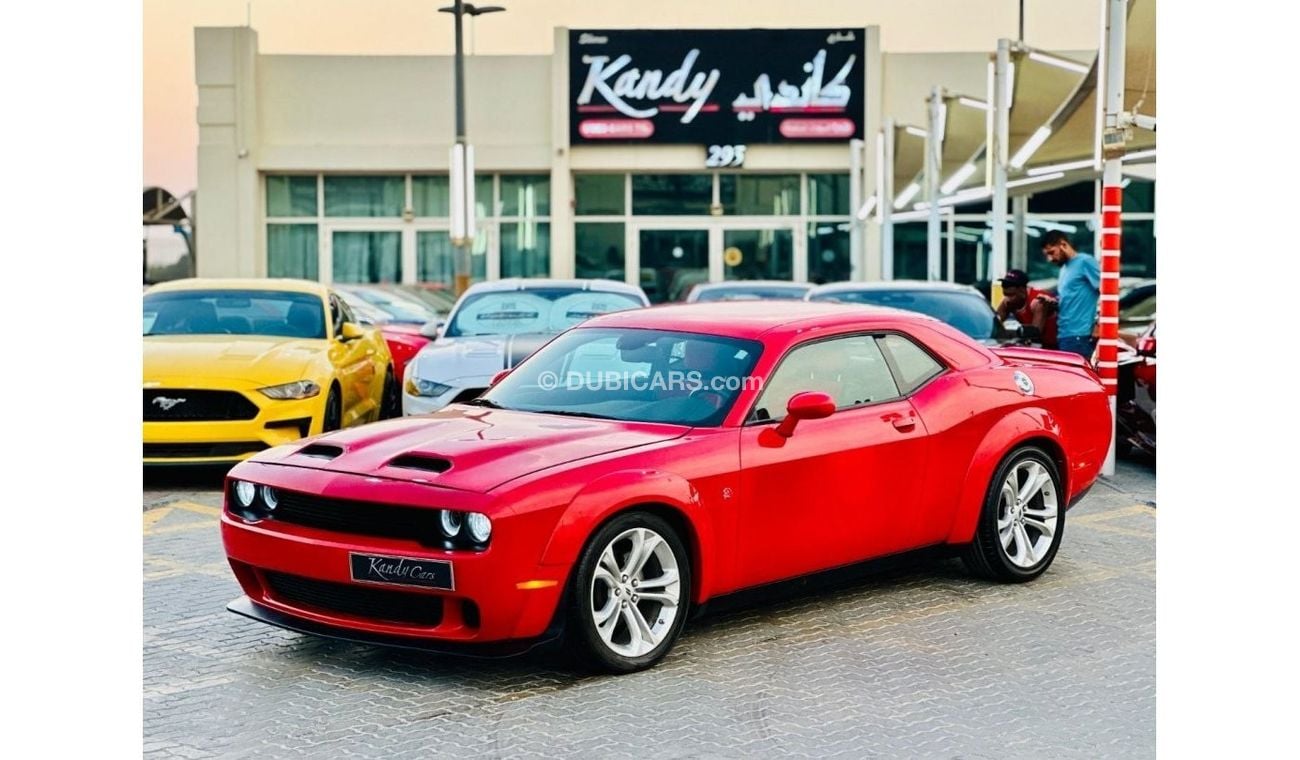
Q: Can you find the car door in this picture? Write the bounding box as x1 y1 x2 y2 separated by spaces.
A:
327 293 379 425
737 333 930 588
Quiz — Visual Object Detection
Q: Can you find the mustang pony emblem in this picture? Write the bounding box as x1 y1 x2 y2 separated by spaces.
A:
152 396 187 411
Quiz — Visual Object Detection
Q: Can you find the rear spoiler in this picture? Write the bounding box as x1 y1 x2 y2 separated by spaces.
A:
992 346 1094 373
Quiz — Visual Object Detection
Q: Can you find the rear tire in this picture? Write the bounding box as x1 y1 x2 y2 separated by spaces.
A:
962 445 1064 582
566 512 691 674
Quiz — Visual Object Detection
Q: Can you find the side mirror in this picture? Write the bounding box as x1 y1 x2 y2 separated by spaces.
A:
1017 324 1043 342
420 319 446 340
489 369 511 387
774 391 836 438
339 322 365 341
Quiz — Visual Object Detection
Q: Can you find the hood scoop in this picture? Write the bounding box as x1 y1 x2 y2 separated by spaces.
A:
387 454 453 474
298 443 343 460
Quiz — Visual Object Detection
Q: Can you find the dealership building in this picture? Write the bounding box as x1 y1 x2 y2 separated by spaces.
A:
194 24 1154 301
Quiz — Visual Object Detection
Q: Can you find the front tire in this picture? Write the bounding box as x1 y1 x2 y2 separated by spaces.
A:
322 385 342 433
962 445 1064 582
379 365 400 420
566 512 691 673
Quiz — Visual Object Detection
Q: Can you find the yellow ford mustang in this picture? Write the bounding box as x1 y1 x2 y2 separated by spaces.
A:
143 278 397 465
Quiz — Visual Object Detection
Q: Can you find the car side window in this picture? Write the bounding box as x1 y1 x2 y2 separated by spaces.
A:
750 335 901 422
878 334 944 394
329 295 345 336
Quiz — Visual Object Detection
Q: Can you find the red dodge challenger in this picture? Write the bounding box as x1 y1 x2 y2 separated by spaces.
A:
222 302 1111 672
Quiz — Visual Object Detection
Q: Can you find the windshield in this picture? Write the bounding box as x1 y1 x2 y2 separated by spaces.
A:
809 289 997 340
336 291 391 325
445 289 644 338
143 289 327 339
482 327 763 427
694 285 810 302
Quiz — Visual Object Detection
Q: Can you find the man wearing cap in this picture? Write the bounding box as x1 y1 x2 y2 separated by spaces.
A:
1041 230 1100 359
996 269 1059 349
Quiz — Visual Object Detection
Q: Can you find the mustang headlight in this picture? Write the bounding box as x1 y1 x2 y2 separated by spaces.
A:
466 512 492 544
406 377 453 397
234 480 256 507
259 380 321 400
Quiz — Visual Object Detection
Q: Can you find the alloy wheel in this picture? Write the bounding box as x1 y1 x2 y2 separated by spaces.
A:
997 459 1059 568
588 527 682 658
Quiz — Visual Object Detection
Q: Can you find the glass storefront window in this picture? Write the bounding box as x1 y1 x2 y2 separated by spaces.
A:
500 175 550 217
412 175 450 217
324 176 404 217
808 174 850 216
266 176 317 217
639 229 709 303
418 230 484 286
807 222 852 284
267 224 318 279
892 222 930 281
501 221 551 278
331 230 402 283
1028 181 1095 214
720 174 800 216
575 223 625 281
1120 220 1156 279
723 228 793 281
575 174 625 215
1123 181 1155 213
632 174 713 215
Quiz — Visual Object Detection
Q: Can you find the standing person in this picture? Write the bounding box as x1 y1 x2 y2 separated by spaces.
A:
1041 231 1100 359
996 268 1059 349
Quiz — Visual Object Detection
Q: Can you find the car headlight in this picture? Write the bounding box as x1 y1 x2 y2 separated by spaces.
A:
466 512 492 544
259 380 321 400
234 480 256 507
260 485 278 511
406 377 453 397
439 509 463 538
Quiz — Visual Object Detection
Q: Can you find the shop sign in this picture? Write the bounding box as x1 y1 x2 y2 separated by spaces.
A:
570 29 866 145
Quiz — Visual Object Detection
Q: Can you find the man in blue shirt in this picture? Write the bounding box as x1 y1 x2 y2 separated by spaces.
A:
1042 230 1100 359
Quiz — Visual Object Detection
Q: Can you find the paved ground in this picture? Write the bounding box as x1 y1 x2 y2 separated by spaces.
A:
144 457 1155 759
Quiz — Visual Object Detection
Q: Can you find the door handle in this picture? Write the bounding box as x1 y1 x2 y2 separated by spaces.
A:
887 413 917 432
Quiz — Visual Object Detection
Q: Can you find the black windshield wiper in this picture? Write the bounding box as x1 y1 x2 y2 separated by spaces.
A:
533 409 619 421
464 397 507 409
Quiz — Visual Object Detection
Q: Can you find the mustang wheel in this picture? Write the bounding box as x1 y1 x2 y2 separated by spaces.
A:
379 365 400 420
322 385 342 432
567 512 690 673
963 445 1063 582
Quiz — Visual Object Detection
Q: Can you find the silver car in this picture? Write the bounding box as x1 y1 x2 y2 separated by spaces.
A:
402 278 650 415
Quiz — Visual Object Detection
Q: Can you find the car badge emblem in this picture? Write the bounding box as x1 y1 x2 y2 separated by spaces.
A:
152 396 187 411
1013 371 1034 395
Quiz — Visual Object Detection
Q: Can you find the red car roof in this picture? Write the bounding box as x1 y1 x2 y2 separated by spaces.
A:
583 301 922 341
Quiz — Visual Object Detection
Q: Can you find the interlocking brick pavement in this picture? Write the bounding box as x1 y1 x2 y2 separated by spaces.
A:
144 460 1155 759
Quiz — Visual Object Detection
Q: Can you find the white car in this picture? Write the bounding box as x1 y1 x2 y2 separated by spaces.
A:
402 279 650 415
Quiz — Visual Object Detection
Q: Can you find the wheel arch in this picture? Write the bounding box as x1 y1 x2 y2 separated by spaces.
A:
538 469 713 606
945 409 1068 545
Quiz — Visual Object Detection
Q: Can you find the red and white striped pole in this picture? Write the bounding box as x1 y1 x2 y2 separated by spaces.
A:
1098 0 1127 477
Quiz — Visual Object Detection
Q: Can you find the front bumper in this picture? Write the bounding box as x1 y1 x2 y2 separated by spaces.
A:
221 461 568 647
143 391 322 465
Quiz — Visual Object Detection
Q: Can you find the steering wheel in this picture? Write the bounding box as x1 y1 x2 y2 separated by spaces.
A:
688 387 727 412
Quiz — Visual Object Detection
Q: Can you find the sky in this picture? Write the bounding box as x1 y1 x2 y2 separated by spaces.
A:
143 0 1103 194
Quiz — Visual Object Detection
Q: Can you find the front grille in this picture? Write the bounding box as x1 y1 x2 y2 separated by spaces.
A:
264 571 444 626
144 441 268 458
144 389 260 421
271 490 442 545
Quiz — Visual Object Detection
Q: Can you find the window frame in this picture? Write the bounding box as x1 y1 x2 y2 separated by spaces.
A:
743 329 951 425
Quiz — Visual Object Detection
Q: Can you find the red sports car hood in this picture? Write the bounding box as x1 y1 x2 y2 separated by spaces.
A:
255 406 689 492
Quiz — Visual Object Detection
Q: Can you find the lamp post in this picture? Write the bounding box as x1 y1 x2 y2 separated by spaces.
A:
439 1 504 296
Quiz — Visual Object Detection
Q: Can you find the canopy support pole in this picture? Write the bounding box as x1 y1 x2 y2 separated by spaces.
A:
989 39 1011 296
1098 0 1128 477
849 138 864 281
1011 195 1028 271
880 121 895 280
925 87 944 281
